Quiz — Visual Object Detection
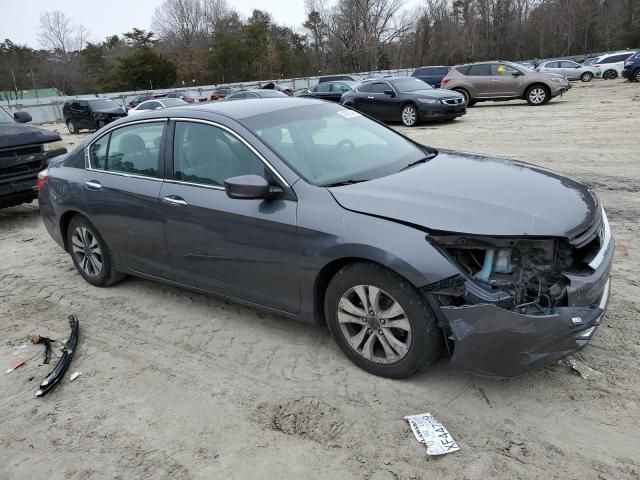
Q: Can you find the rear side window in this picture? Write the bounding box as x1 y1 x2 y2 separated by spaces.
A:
173 122 265 187
357 82 373 93
468 64 492 76
89 122 164 178
456 65 472 75
313 83 331 93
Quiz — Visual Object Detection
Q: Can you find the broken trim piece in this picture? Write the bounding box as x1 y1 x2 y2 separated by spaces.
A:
35 315 79 398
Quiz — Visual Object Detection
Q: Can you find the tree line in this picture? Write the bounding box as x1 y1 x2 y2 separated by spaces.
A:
1 0 638 97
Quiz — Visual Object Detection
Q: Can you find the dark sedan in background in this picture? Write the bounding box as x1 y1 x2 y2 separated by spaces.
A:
38 99 612 379
62 99 127 133
340 77 466 126
411 66 451 88
296 81 356 102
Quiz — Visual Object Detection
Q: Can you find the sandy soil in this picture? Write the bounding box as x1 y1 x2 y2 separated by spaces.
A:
1 79 639 480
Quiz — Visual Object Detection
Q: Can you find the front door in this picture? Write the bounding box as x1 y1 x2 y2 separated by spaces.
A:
490 64 524 97
160 120 300 313
368 82 396 120
83 120 172 279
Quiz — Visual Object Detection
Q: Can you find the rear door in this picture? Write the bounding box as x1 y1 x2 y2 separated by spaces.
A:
83 120 171 278
311 82 333 101
490 64 523 97
465 64 493 98
160 119 300 313
329 82 351 102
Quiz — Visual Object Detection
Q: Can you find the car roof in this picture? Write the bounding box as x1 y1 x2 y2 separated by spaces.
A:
185 97 323 120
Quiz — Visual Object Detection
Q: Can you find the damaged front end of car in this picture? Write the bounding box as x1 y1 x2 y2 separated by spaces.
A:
424 207 614 377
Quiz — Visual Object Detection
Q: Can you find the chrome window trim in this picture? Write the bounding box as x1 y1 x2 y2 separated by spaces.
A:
163 178 225 191
170 117 290 188
84 118 168 176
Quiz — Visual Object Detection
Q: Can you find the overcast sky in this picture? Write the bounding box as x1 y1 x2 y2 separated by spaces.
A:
1 0 312 48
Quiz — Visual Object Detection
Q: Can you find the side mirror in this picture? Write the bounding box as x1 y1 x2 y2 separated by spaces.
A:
384 90 395 97
14 111 32 123
224 175 282 200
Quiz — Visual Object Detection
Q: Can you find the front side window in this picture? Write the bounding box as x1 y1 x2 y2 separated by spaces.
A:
492 64 520 76
244 103 428 186
371 82 389 93
89 122 164 177
173 122 266 187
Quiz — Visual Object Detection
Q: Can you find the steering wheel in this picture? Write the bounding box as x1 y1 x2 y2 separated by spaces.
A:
334 139 355 155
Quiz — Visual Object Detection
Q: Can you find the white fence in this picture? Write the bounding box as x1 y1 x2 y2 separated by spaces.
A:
3 68 415 124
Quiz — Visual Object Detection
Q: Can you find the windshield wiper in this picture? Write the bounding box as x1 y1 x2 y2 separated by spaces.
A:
399 155 435 172
324 179 367 187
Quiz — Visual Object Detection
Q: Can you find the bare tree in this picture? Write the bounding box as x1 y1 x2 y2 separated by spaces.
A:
37 11 74 54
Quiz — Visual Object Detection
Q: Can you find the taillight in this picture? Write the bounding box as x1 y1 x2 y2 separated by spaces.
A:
37 168 49 191
442 77 450 84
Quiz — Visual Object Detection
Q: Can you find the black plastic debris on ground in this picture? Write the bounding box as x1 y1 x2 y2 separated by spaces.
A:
35 314 79 398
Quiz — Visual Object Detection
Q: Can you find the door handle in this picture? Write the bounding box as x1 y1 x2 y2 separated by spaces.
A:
84 180 102 190
367 96 374 99
161 195 188 207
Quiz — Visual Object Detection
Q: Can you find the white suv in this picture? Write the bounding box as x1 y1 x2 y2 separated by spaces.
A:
593 51 637 80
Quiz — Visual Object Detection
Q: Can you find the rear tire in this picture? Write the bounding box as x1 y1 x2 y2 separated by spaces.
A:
580 72 593 82
66 120 78 134
603 69 617 80
67 216 126 287
324 262 441 378
525 85 549 105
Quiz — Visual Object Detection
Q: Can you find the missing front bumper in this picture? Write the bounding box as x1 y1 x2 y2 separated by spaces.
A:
440 278 610 377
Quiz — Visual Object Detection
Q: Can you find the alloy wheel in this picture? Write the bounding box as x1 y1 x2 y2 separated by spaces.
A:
581 72 593 82
67 121 77 134
635 70 640 82
529 88 546 104
71 226 103 277
603 70 617 80
337 285 412 364
401 105 417 127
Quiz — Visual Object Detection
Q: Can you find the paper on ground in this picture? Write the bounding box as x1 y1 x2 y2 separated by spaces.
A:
404 413 460 456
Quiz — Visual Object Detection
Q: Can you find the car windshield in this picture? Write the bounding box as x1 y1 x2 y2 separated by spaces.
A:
0 107 15 124
390 78 432 92
88 99 119 110
163 98 188 107
242 103 431 186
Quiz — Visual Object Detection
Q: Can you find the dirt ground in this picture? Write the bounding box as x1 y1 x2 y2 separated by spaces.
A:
1 79 639 480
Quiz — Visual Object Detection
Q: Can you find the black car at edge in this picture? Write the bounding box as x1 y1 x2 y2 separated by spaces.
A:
340 77 466 127
0 107 66 208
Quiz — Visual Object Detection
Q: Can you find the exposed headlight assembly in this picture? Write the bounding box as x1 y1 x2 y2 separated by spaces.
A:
43 140 66 152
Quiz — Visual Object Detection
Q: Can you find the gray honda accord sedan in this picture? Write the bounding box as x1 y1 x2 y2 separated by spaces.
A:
38 98 614 378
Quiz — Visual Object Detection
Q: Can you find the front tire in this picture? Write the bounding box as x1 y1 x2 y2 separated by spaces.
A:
634 70 640 82
67 216 125 287
580 72 593 82
525 85 549 105
401 104 418 127
324 263 441 378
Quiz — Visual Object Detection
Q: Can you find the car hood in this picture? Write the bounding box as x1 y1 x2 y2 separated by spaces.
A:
0 123 61 149
328 151 597 239
407 89 463 99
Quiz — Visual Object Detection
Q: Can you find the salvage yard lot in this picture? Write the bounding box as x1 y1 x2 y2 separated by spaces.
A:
1 80 639 479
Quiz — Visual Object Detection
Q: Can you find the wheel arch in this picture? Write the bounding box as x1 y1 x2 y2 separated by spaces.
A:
59 210 83 252
452 87 471 101
522 82 550 100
